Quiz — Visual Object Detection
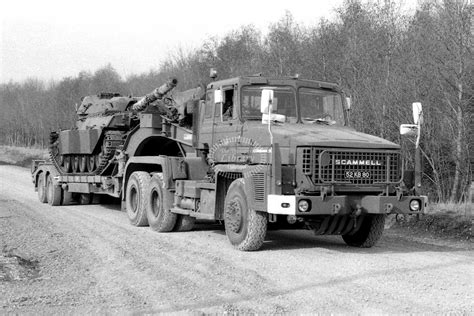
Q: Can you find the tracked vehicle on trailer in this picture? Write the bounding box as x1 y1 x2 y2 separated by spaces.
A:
32 72 427 251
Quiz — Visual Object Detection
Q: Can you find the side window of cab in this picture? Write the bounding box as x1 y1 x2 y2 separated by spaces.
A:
204 91 214 118
221 88 234 121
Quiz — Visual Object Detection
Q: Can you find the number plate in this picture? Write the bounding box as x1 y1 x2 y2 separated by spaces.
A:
345 171 371 179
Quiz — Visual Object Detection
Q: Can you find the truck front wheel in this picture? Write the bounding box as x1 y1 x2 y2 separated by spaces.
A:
146 173 177 232
342 214 385 248
126 171 150 227
224 179 267 251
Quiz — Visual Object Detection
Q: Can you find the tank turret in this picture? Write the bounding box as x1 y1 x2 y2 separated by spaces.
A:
48 79 178 176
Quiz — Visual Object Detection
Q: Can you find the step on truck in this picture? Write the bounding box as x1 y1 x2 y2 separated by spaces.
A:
31 71 428 251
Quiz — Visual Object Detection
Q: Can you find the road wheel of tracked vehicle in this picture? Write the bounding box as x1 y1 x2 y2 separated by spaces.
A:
63 156 72 173
79 155 87 173
86 155 95 172
146 173 177 232
224 178 267 251
342 214 385 248
46 174 62 206
173 215 195 232
72 155 80 173
126 171 150 226
37 173 48 203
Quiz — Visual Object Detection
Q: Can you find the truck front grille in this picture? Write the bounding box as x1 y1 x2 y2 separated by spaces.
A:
299 147 402 185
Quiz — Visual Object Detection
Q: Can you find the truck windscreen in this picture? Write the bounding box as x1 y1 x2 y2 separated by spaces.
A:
241 86 297 122
299 87 344 125
241 85 344 125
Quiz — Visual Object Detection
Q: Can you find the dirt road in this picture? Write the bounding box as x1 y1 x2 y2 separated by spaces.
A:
0 165 472 313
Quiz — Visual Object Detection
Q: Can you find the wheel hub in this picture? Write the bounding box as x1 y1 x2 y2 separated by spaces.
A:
225 199 242 233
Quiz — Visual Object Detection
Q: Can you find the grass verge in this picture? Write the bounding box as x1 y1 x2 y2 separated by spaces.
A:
0 145 48 168
392 203 473 241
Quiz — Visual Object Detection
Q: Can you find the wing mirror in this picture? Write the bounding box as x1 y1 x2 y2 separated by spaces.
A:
214 89 223 104
344 97 351 111
412 102 423 125
400 124 418 136
260 89 274 113
400 102 423 136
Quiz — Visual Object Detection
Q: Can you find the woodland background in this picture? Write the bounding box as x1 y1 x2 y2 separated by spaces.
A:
1 0 472 202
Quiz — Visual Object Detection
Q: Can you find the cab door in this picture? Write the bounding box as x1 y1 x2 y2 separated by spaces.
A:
197 90 216 149
212 84 241 144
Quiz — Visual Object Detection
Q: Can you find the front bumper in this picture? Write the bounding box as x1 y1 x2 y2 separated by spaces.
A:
267 194 428 216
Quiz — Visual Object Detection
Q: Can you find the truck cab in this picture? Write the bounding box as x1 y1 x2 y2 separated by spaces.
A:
188 75 426 250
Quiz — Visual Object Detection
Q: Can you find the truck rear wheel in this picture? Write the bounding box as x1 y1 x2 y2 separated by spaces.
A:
342 214 385 248
125 171 150 227
46 174 62 206
146 173 177 232
37 173 48 203
224 178 267 251
173 215 195 232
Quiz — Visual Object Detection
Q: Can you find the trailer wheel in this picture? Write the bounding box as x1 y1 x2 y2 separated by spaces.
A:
62 190 74 205
146 173 177 232
37 173 48 203
342 214 385 248
224 178 267 251
173 215 195 232
125 171 150 226
78 193 92 205
46 174 62 206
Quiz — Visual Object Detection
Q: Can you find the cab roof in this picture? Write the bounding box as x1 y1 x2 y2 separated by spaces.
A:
207 75 340 92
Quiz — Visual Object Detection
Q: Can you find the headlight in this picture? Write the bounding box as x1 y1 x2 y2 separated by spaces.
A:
298 199 311 212
409 199 420 211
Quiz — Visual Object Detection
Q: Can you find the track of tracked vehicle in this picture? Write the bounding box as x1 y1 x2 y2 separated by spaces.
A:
49 131 124 176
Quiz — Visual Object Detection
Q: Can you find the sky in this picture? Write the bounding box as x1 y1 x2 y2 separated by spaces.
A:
0 0 418 83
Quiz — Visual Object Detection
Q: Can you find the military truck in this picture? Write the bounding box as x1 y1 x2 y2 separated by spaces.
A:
31 72 427 251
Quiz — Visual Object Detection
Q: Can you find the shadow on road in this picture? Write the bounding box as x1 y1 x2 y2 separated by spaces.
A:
262 229 471 253
72 202 471 254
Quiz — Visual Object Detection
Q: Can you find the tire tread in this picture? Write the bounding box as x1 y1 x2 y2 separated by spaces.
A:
37 173 48 203
126 171 150 226
147 173 177 232
225 179 267 251
342 214 385 248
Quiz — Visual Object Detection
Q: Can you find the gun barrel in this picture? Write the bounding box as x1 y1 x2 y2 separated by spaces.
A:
156 78 178 96
132 78 178 111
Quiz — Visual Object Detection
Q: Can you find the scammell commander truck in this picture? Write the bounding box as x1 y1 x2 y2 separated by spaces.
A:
31 72 428 251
